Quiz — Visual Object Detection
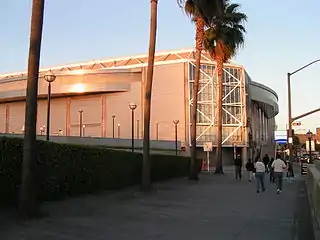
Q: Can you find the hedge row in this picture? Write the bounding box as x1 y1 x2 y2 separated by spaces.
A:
0 137 191 207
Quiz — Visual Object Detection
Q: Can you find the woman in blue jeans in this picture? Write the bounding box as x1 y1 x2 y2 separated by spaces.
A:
254 158 266 193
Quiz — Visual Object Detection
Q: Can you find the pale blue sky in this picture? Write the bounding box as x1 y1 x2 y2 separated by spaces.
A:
1 0 319 132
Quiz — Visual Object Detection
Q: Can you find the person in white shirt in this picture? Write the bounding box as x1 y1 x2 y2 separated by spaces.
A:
254 158 266 193
271 154 287 194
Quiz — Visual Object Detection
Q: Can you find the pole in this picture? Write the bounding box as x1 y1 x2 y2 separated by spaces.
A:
46 82 51 141
309 137 312 163
112 116 115 138
287 73 293 162
156 122 159 140
117 124 120 138
136 120 140 139
79 111 83 137
131 109 134 152
207 151 210 171
175 123 178 156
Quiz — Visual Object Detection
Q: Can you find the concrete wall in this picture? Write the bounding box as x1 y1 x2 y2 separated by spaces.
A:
250 101 276 159
307 162 320 239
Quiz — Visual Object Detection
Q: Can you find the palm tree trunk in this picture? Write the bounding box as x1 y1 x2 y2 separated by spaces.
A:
19 0 45 218
214 55 224 174
189 18 204 180
142 0 158 190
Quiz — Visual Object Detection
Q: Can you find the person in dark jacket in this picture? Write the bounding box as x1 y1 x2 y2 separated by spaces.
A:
263 154 270 173
234 154 242 180
245 159 255 182
269 157 275 183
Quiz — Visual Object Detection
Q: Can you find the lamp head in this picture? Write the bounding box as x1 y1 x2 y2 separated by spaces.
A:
44 72 56 83
307 130 313 139
129 103 137 110
173 120 179 124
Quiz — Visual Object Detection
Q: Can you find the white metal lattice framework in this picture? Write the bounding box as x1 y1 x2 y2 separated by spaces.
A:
188 60 246 147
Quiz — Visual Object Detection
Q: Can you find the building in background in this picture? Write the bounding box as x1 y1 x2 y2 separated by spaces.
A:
0 49 279 164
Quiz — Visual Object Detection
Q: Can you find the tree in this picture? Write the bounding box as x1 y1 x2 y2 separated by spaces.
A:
19 0 46 217
142 0 158 190
178 0 222 180
203 1 247 174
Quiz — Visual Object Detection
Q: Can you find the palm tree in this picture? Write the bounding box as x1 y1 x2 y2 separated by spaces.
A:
203 1 247 174
19 0 46 217
142 0 158 190
178 0 222 180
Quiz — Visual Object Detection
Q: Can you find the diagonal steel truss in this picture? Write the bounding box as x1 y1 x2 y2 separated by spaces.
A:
188 60 246 147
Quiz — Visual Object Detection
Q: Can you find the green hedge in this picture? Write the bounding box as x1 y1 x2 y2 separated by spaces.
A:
0 137 190 207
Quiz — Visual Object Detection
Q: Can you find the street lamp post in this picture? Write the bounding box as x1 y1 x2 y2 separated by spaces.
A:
136 119 140 139
156 122 159 140
287 59 320 162
82 125 86 137
173 120 179 156
44 72 56 141
117 124 121 138
307 130 313 163
78 109 83 137
129 103 137 152
112 114 116 138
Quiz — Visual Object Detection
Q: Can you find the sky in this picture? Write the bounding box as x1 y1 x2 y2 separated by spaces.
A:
0 0 320 133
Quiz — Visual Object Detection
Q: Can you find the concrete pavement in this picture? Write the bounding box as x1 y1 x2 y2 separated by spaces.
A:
0 169 314 240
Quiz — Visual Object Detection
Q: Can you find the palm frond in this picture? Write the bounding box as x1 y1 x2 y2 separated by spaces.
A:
203 1 247 61
178 0 222 26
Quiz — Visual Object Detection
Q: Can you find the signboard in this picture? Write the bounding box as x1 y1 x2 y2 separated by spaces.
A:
292 121 301 126
203 142 213 152
306 140 315 152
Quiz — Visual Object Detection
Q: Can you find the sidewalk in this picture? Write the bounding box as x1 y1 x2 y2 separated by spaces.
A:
0 170 313 240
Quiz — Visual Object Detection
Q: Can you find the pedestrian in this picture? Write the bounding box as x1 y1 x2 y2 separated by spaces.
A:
245 159 254 182
254 158 266 193
271 154 287 194
263 154 270 173
287 161 294 183
234 154 242 180
269 157 275 183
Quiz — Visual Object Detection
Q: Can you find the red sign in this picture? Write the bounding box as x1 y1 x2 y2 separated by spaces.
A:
292 121 301 126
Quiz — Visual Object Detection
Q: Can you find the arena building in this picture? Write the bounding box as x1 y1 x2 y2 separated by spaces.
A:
0 49 279 164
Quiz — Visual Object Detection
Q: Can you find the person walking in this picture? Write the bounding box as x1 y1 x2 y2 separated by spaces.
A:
287 161 294 183
245 159 254 182
234 154 242 180
271 154 287 194
269 157 275 183
254 158 266 193
263 154 270 173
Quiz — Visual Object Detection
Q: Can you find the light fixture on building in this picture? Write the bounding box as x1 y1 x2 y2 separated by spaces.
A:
70 83 85 93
